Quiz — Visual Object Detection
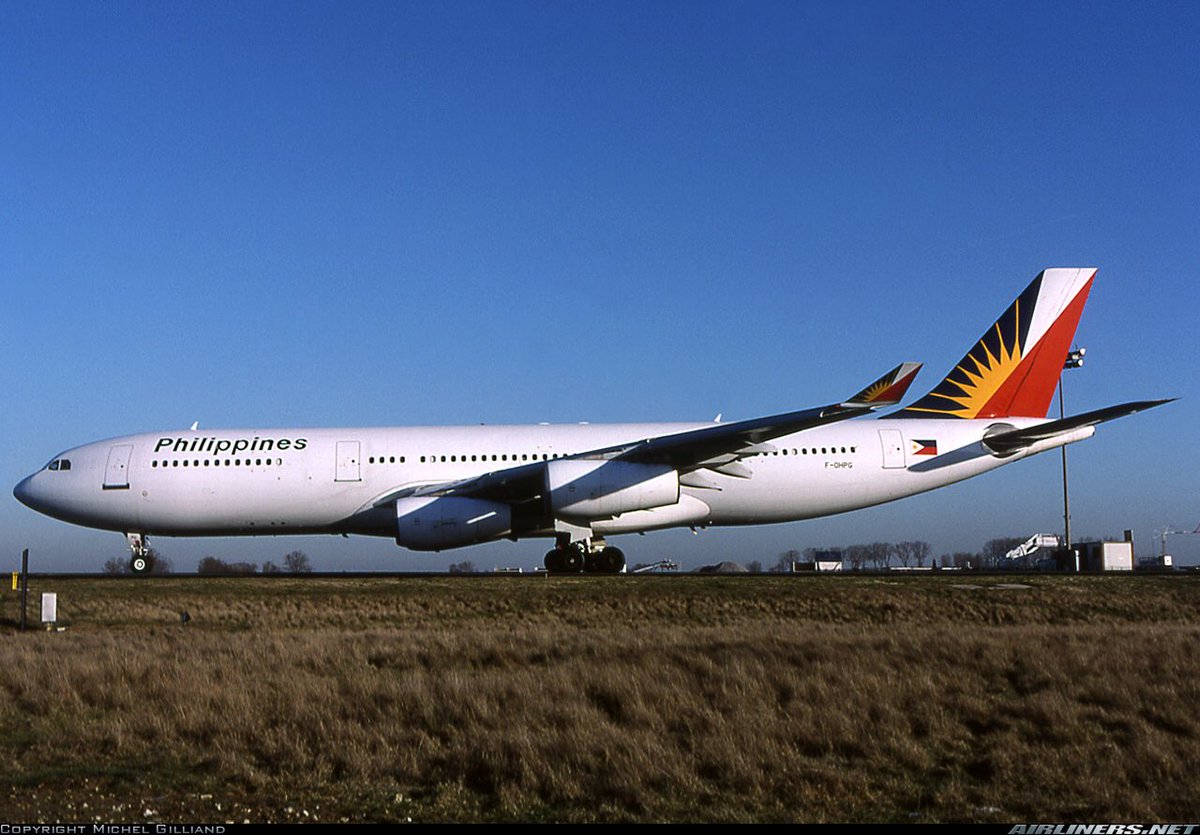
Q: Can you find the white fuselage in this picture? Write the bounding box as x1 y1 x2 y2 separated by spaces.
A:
13 416 1091 550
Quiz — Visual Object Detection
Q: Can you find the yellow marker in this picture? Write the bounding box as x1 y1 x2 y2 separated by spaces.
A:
11 572 17 591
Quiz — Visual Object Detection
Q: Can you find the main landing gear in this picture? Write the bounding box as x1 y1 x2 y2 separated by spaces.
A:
125 532 153 575
543 535 626 575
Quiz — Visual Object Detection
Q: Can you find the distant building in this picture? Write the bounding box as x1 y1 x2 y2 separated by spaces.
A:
1078 541 1133 572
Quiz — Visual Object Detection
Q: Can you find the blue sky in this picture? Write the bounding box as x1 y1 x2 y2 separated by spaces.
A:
2 0 1197 572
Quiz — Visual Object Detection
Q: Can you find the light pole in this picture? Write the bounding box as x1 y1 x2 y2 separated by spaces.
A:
1060 348 1086 564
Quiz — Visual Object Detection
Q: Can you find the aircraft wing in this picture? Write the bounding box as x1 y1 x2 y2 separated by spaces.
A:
982 399 1174 455
374 362 922 507
587 361 924 471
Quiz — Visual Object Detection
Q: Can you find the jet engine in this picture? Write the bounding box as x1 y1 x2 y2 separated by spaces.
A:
546 459 679 520
394 497 512 551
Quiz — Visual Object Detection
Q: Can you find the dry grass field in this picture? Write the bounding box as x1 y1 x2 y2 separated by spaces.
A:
1 573 1198 823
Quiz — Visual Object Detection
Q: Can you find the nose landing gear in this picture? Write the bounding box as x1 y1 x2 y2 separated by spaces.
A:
125 532 154 574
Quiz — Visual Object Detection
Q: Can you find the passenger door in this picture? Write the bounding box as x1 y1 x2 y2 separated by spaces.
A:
103 444 133 489
335 440 362 482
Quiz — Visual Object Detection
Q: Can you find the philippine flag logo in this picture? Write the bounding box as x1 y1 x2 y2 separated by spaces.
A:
911 439 938 456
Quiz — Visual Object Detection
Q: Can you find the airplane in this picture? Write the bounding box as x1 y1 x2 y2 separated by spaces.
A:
13 268 1170 574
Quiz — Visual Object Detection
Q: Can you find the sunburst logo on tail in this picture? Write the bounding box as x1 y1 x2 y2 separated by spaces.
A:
895 269 1095 420
928 315 1024 418
898 281 1038 419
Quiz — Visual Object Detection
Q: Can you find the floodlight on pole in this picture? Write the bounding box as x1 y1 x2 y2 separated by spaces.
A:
1060 347 1086 563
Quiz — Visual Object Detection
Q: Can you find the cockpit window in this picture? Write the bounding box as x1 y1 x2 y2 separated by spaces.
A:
47 459 71 472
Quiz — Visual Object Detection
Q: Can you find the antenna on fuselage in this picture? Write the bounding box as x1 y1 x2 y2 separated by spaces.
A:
189 421 199 431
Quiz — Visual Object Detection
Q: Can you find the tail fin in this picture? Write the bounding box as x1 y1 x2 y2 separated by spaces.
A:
895 268 1096 419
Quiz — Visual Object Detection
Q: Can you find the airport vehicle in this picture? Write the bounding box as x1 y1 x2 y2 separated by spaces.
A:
14 268 1169 573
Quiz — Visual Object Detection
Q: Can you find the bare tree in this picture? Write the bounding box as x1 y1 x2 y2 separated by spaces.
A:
950 551 979 570
912 540 930 568
845 544 870 571
284 550 313 573
198 557 256 575
772 549 801 573
102 557 128 575
448 561 476 574
891 540 931 568
745 560 763 574
197 556 228 575
866 542 891 570
262 561 282 574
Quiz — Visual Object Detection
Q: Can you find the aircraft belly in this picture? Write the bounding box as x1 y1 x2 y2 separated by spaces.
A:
135 468 365 535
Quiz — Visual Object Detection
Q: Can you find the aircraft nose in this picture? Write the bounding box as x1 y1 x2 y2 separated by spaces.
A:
13 474 37 509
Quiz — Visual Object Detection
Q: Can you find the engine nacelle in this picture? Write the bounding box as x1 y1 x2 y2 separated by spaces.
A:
546 459 679 520
394 497 511 551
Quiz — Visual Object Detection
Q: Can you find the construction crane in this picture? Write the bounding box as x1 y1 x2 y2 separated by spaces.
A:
1155 524 1200 560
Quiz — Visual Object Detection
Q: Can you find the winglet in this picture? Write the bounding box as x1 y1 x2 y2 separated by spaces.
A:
842 362 923 409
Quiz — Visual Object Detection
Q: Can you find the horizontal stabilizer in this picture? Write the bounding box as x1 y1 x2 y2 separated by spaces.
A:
982 399 1174 455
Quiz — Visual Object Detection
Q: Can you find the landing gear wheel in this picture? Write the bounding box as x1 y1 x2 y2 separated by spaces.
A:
544 549 564 573
125 533 152 576
560 544 584 574
599 546 626 574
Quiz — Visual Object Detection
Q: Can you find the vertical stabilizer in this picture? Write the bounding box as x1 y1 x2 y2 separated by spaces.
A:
895 268 1095 419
